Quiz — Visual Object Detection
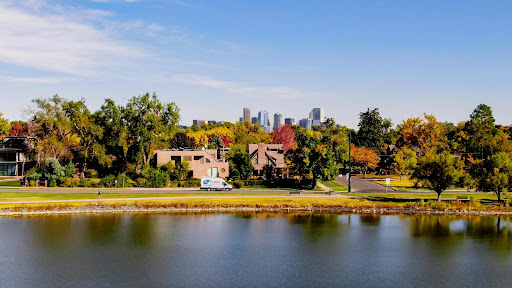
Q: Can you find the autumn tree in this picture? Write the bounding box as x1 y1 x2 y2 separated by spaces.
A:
208 134 223 150
271 124 296 153
411 152 464 201
8 121 25 136
392 147 417 180
63 99 111 175
351 145 379 177
30 95 80 163
397 114 448 155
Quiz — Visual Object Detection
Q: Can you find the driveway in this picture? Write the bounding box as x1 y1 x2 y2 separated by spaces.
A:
335 175 391 193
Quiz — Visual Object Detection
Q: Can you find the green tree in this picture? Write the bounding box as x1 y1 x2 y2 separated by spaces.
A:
472 152 512 203
208 134 223 150
355 108 392 153
93 99 129 173
289 129 338 188
392 147 417 180
0 113 10 137
42 158 65 182
122 93 180 171
411 152 464 201
64 161 76 178
463 104 497 158
226 144 253 180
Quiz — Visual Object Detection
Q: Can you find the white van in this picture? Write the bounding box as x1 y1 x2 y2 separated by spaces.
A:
200 177 233 191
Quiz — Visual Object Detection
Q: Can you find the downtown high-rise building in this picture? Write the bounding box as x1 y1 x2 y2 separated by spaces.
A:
285 118 295 125
251 117 258 124
243 108 251 122
273 113 283 131
258 111 270 133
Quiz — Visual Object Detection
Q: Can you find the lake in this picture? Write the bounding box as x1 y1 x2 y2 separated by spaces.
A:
0 213 511 287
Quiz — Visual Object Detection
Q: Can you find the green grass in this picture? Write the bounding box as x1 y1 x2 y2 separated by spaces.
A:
320 181 348 191
363 175 468 191
350 192 499 200
0 180 22 187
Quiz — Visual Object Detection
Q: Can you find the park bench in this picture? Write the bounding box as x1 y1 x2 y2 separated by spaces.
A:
325 190 334 196
289 190 303 195
456 196 469 200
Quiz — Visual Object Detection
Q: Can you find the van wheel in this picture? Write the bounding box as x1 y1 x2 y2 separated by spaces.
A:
207 188 211 191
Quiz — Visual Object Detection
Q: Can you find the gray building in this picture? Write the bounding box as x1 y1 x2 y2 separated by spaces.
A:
258 111 270 132
311 108 325 123
251 117 258 124
193 120 205 127
284 118 295 125
299 118 312 130
273 113 283 131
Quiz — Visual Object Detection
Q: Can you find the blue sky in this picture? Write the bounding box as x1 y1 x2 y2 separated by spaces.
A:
1 0 511 128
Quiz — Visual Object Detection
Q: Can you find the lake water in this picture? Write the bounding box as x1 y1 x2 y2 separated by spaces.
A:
0 213 511 288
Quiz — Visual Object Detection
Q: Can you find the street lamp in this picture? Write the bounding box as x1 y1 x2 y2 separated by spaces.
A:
348 133 351 193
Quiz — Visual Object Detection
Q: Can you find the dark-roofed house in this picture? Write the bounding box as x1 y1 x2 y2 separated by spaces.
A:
249 143 285 176
0 136 32 176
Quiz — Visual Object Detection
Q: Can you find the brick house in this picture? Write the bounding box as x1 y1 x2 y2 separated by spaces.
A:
248 143 285 177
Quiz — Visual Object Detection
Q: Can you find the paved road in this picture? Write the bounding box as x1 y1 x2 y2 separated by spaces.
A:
335 175 390 193
0 188 295 194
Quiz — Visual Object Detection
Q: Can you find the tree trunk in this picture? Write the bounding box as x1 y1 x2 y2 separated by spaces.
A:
437 191 442 202
497 191 502 204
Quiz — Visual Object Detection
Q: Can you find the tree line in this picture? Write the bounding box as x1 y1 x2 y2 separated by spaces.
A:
1 95 511 196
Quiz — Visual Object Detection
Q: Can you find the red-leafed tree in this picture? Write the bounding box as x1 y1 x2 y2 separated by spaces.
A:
8 122 25 136
272 124 296 153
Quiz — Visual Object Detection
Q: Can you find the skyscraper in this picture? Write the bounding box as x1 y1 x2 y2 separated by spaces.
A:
311 108 325 122
251 117 258 124
243 108 251 122
258 111 270 133
285 118 295 125
299 118 312 130
273 113 283 131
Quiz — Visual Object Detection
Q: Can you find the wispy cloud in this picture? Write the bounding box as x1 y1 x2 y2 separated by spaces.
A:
171 74 319 99
4 76 74 84
0 2 146 76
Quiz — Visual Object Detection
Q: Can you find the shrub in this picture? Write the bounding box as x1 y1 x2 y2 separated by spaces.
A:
49 180 57 187
175 179 201 187
43 158 65 182
100 175 116 188
146 169 169 188
27 173 42 181
79 179 91 187
116 173 131 188
85 169 98 178
64 162 76 178
136 178 147 187
29 180 36 187
233 181 244 189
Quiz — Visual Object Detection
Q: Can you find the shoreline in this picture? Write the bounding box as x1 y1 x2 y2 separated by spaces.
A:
2 205 512 217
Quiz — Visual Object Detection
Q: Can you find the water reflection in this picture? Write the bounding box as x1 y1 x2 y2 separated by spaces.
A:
1 213 512 287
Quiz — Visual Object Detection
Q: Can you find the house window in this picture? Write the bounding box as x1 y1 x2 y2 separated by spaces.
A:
253 158 258 165
206 158 211 163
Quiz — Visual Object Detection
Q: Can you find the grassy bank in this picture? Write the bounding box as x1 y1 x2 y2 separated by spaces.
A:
1 195 512 216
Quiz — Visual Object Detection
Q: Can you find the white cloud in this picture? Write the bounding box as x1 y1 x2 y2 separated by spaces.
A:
171 74 319 99
0 2 146 76
4 77 74 84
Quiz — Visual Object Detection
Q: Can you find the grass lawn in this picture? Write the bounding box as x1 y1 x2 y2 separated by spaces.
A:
350 192 500 200
363 175 467 191
320 181 348 191
0 180 22 187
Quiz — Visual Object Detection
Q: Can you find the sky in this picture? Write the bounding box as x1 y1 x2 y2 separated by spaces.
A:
1 0 511 128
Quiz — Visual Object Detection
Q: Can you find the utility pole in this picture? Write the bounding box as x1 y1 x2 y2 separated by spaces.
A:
348 133 352 193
